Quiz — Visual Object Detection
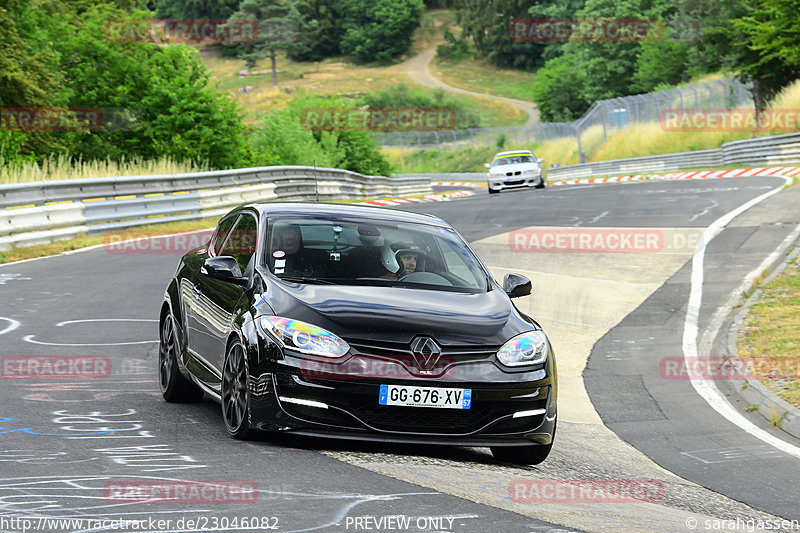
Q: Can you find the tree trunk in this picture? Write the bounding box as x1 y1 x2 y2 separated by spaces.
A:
751 78 766 136
271 50 278 87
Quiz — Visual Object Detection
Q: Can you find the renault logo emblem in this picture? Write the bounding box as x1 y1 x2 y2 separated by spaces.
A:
410 337 442 371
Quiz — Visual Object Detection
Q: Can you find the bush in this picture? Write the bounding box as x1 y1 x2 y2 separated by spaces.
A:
360 84 481 128
249 93 392 176
436 28 474 62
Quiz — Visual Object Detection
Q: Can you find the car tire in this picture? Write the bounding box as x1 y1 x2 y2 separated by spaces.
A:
535 179 546 189
488 187 499 194
222 339 255 440
491 420 555 465
159 312 204 403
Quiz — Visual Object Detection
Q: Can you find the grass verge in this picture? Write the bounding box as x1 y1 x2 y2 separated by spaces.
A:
0 219 218 265
738 252 800 409
1 154 210 185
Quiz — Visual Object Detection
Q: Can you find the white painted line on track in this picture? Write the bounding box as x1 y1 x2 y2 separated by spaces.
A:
0 317 21 336
682 173 800 459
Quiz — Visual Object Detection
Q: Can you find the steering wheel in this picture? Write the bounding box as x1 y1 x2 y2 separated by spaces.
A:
397 272 453 285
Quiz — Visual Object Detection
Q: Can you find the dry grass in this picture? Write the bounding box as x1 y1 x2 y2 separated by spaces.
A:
431 58 536 102
409 9 458 55
738 255 800 408
0 154 210 184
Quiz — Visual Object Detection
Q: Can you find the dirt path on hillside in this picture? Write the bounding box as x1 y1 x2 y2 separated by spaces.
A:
393 48 540 126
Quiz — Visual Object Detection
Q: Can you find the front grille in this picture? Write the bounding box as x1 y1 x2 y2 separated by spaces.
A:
347 338 499 361
348 399 494 433
503 180 525 186
505 171 522 176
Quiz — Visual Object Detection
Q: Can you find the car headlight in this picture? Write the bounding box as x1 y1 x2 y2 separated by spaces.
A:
523 169 540 175
260 316 349 357
496 331 548 367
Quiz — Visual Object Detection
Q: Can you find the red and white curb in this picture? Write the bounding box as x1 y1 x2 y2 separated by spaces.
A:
355 182 481 207
549 166 800 186
356 168 800 207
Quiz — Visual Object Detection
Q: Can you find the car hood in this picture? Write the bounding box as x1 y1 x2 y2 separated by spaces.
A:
489 163 539 175
260 280 534 346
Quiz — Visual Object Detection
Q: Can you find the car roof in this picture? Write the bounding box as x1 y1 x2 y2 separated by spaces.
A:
240 202 449 227
494 150 534 158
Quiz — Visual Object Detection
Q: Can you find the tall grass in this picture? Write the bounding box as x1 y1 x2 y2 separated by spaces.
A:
0 154 211 184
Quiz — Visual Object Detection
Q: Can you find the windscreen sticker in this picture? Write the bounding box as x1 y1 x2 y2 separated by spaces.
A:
275 268 285 274
275 259 286 268
273 251 286 258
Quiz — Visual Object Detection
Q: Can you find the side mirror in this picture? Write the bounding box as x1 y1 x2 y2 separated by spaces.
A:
537 158 545 165
201 256 248 286
503 273 532 298
484 163 491 169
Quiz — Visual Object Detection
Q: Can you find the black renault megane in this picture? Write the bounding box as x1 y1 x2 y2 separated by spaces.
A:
158 202 557 464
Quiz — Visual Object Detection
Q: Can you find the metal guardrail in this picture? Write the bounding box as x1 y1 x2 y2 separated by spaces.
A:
0 166 432 250
547 132 800 181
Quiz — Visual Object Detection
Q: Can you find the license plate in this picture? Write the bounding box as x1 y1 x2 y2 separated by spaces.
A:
379 384 471 409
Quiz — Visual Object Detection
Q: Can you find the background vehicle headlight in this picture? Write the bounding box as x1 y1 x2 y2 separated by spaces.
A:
496 331 548 366
261 316 349 357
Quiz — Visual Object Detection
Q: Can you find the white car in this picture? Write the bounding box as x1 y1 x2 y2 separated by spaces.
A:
484 150 546 194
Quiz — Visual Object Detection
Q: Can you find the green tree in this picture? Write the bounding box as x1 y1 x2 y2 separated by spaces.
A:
746 0 800 68
288 0 344 62
1 0 77 159
339 0 424 64
530 54 589 121
569 0 673 104
732 0 800 111
457 0 583 69
229 0 303 86
155 0 242 19
633 36 691 93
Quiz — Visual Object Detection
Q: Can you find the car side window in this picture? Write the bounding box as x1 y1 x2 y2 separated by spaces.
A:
219 213 258 273
211 215 238 256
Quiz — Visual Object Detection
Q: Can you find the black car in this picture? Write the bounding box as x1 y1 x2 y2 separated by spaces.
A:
158 202 557 464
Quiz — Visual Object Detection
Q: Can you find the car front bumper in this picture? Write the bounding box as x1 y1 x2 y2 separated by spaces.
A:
488 174 544 192
247 355 557 446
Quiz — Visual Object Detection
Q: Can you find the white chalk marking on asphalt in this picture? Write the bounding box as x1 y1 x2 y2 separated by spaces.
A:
689 199 719 222
683 174 800 460
55 318 157 327
0 317 21 336
22 335 157 347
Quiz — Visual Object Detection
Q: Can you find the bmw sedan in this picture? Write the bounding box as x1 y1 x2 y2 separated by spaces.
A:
485 150 546 194
158 202 557 464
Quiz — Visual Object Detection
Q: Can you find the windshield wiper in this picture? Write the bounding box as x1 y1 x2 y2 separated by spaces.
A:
276 276 337 285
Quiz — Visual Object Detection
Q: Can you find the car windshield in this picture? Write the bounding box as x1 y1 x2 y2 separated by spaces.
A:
493 154 534 166
263 216 488 292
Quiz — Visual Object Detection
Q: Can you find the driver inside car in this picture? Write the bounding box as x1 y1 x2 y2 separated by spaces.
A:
381 242 425 281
